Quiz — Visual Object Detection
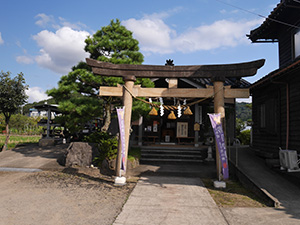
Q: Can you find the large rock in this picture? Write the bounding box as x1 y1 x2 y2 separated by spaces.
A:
39 138 55 147
65 142 98 167
101 158 140 176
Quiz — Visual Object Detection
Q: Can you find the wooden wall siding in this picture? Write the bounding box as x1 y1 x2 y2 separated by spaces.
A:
286 72 300 150
252 84 283 156
278 31 293 68
252 68 300 156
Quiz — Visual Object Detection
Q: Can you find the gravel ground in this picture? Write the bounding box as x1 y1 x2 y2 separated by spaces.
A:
0 168 136 225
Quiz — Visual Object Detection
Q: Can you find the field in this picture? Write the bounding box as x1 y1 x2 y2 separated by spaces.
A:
0 134 40 149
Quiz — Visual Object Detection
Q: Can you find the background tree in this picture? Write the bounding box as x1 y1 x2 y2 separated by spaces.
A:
236 102 252 121
0 71 28 151
48 19 153 134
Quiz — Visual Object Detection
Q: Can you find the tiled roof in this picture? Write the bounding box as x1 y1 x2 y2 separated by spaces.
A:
191 77 251 88
251 57 300 89
248 0 300 42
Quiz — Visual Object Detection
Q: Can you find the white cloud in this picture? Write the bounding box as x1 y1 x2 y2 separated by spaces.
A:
35 13 55 28
0 32 4 45
123 18 175 54
58 17 88 30
123 14 263 54
33 27 90 74
35 13 90 31
237 96 252 103
26 87 50 103
16 55 34 64
173 19 262 53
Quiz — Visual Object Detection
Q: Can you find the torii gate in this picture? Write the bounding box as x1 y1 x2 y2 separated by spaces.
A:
86 58 265 179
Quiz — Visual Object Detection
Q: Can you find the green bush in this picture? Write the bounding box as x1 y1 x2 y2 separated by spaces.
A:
128 147 141 161
0 113 43 135
85 131 142 167
238 129 251 145
85 131 118 166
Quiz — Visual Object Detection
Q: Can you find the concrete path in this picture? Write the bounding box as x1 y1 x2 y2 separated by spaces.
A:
114 176 228 225
0 143 66 170
115 175 300 225
117 146 300 225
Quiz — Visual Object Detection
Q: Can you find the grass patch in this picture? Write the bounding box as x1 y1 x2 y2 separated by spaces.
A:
128 147 141 161
202 178 268 207
0 134 40 150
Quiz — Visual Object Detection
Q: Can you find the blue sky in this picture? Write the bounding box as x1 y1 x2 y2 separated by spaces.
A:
0 0 279 103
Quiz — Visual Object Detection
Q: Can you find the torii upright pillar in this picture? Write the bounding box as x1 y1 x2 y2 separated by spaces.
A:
116 75 136 177
213 78 225 180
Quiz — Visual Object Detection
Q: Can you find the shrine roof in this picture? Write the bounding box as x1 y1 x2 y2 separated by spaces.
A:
191 77 250 88
86 58 264 79
34 104 61 113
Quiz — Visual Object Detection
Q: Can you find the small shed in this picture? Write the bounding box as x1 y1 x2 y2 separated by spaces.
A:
35 104 62 146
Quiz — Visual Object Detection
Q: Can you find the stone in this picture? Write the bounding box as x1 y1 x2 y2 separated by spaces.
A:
39 138 55 147
65 142 97 167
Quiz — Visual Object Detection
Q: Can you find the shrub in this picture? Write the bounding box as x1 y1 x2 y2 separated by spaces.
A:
128 147 141 161
85 131 118 166
238 129 251 145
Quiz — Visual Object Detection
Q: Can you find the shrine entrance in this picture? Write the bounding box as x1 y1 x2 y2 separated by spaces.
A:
87 58 264 179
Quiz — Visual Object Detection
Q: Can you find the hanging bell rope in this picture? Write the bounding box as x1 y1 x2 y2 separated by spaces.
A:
122 84 224 114
149 107 158 116
167 111 176 120
183 106 193 115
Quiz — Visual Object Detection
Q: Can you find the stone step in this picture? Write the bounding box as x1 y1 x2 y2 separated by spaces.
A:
141 145 205 151
141 149 202 154
140 158 204 164
140 146 208 165
141 153 203 159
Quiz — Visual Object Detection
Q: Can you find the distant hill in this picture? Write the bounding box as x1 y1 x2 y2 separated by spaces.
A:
236 102 252 121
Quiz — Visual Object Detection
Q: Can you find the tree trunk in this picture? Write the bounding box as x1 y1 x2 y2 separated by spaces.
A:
101 103 111 132
2 123 10 151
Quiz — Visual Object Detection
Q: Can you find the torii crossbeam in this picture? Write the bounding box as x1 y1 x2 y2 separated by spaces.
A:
86 58 265 180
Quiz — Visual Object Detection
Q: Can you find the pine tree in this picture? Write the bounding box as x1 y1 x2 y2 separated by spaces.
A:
48 19 153 134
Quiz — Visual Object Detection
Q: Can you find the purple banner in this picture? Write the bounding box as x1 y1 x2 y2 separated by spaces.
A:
117 107 126 171
208 113 229 180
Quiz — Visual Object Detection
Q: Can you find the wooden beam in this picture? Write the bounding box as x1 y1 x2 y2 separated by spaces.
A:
87 58 265 79
99 86 250 98
224 88 249 98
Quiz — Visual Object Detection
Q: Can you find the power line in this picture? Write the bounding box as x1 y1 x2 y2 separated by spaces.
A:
215 0 300 29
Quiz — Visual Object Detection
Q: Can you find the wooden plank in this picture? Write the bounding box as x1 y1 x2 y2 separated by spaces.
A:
168 79 178 88
224 88 249 98
100 86 123 96
99 86 250 98
87 58 265 78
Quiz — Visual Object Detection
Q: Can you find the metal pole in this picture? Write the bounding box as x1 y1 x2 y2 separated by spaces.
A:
47 108 51 138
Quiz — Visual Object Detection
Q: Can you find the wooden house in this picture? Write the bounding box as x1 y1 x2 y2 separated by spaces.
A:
248 0 300 158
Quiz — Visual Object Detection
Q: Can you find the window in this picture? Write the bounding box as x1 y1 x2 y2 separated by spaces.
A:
294 30 300 58
177 122 188 137
260 104 266 128
258 99 277 134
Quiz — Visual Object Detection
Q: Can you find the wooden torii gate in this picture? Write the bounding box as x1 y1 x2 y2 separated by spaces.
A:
86 58 265 179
